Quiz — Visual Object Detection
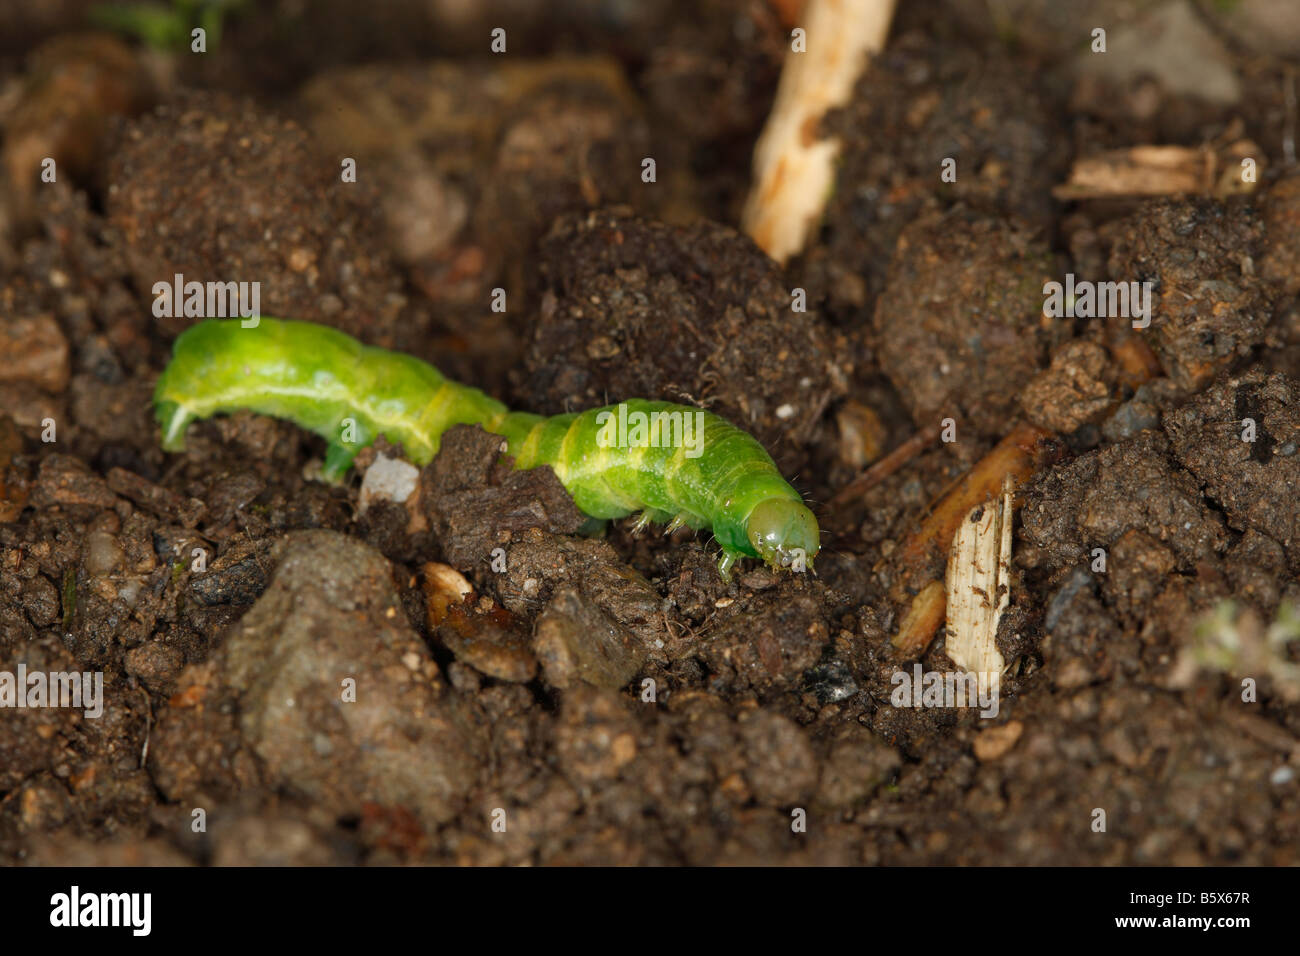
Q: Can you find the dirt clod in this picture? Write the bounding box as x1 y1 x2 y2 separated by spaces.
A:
874 209 1064 444
1107 197 1274 391
534 588 646 690
105 92 407 341
1166 370 1300 569
159 530 481 826
1021 340 1117 434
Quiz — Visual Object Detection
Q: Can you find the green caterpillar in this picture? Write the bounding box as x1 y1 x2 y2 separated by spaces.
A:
154 319 819 579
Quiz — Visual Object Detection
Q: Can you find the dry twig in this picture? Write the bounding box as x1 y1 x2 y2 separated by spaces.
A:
742 0 897 263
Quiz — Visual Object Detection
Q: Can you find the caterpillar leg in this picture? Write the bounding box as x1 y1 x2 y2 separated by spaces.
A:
322 442 358 482
717 548 743 583
664 513 689 535
630 508 674 535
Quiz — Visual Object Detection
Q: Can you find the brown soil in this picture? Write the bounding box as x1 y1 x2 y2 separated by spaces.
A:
1 0 1298 865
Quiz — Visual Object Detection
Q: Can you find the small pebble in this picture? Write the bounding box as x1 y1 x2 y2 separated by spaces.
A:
84 531 125 576
974 719 1024 761
357 453 420 515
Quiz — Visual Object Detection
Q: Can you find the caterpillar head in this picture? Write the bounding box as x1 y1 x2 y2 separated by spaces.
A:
746 498 820 572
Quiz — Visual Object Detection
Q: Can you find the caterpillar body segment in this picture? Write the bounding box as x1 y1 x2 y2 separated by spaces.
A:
154 319 820 578
155 318 509 478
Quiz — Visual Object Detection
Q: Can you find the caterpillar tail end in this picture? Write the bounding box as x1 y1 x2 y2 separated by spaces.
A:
155 399 194 453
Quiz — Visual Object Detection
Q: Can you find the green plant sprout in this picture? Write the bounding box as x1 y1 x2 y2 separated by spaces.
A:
1171 599 1300 702
90 0 247 51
